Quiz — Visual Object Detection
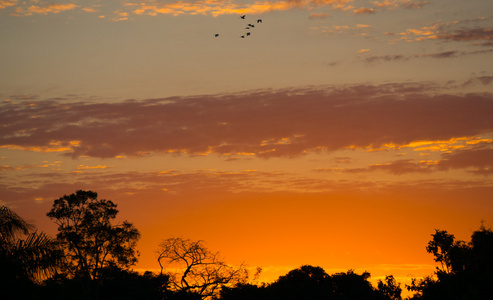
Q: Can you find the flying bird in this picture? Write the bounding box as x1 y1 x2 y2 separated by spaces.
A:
214 34 219 37
240 15 246 19
246 32 251 36
257 19 262 23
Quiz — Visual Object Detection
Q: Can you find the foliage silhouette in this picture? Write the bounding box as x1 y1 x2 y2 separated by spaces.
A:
157 237 249 299
220 265 398 300
377 275 402 300
0 206 61 299
42 266 170 300
3 192 493 300
408 224 493 299
47 190 140 299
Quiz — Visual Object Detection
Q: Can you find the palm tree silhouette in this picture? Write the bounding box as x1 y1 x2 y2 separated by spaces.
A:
0 206 60 284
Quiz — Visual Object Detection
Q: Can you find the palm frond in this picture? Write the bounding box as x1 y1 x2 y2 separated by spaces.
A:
0 206 35 243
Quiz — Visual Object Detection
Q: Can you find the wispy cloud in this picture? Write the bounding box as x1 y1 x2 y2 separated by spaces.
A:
371 0 429 10
1 0 433 19
12 2 78 16
125 0 356 17
353 7 375 14
436 148 493 175
396 17 493 43
0 0 17 10
343 159 433 175
314 23 373 35
363 49 493 63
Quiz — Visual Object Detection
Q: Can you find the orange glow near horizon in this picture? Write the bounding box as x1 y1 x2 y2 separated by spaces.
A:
1 0 493 297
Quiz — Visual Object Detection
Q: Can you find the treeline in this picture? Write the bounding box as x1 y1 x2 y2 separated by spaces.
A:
1 190 492 300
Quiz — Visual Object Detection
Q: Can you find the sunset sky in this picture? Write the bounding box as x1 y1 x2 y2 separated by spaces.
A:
1 0 493 294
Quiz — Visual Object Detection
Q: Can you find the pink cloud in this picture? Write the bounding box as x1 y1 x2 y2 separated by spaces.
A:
343 159 432 175
1 82 492 159
436 149 493 175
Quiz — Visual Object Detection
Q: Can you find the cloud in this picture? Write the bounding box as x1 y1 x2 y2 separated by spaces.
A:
127 0 307 17
422 51 458 58
463 76 493 87
401 0 429 9
0 0 430 19
124 0 359 17
364 49 493 63
371 0 429 10
0 162 62 172
13 3 78 16
364 54 410 63
353 7 375 14
332 137 493 175
0 0 17 10
397 18 493 43
309 12 331 19
344 159 432 175
315 24 373 35
436 28 493 42
1 82 492 159
436 148 493 175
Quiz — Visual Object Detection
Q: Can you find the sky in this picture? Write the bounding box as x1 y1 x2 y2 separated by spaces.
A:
1 0 493 294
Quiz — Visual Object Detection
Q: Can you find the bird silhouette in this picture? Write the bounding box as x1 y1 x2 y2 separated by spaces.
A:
214 34 219 37
240 15 246 19
257 19 262 23
246 32 251 36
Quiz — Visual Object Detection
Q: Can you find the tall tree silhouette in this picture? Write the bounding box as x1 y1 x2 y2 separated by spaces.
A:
47 190 140 298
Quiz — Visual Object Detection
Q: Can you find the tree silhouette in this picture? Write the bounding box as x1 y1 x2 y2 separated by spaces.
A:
408 224 493 299
377 275 402 300
221 265 395 300
0 206 61 299
269 265 333 299
157 237 249 299
47 190 140 299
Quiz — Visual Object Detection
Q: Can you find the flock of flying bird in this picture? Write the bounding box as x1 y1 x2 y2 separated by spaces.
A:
214 15 263 39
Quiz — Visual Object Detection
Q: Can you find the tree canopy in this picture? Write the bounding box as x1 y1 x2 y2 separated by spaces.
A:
47 190 141 281
408 224 493 299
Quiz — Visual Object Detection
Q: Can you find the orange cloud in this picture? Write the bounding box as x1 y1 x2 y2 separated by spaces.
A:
353 7 374 14
127 0 306 17
372 0 429 9
125 0 359 17
396 17 493 43
14 3 78 16
76 165 111 170
0 0 17 10
0 140 80 153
